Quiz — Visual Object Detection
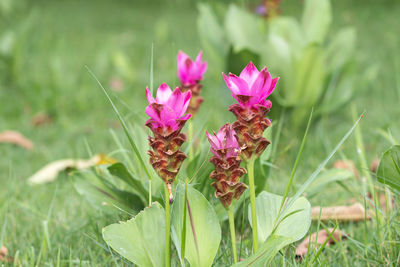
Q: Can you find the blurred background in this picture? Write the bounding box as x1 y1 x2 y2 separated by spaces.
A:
0 0 399 264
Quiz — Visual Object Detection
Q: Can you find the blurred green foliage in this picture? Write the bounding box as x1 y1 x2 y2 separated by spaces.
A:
198 0 379 126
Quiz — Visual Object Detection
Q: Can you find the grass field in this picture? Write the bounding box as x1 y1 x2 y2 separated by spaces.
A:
1 0 400 265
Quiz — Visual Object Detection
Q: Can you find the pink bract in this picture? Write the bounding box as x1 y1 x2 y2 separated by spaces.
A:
223 61 279 107
145 83 191 131
206 124 240 158
177 51 207 86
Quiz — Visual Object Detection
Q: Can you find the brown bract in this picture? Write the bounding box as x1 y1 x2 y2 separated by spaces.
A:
180 83 203 116
146 121 188 198
209 154 247 208
229 104 271 160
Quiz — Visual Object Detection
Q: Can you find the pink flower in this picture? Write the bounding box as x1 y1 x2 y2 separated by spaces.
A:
206 124 240 159
145 83 191 133
177 51 207 86
223 62 279 107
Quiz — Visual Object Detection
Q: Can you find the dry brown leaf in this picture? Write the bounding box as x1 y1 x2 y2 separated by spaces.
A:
370 157 380 173
109 77 124 92
0 246 12 263
0 130 34 150
28 154 116 185
333 160 359 178
295 228 347 258
312 202 371 221
31 112 53 127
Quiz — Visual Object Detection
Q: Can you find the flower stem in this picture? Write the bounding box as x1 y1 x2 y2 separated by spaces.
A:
188 120 194 160
164 185 171 267
247 157 258 252
228 205 238 263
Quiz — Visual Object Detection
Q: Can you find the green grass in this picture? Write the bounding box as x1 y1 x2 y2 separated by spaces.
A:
1 0 400 265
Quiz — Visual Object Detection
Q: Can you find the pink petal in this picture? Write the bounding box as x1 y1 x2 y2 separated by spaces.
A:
228 73 250 95
145 105 160 121
156 83 173 104
195 51 203 63
239 61 259 87
146 87 156 104
251 67 272 97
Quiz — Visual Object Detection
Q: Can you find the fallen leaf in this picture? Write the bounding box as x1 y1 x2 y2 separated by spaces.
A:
333 160 359 178
311 203 371 221
0 246 12 263
28 154 116 185
31 112 53 127
0 130 34 150
295 228 347 258
370 157 380 173
109 76 124 92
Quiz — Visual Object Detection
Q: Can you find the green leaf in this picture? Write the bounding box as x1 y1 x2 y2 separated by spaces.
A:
108 162 149 201
306 168 353 198
249 192 311 244
197 3 228 70
73 170 144 214
225 4 266 54
377 145 400 192
102 203 165 266
301 0 332 44
232 235 292 266
171 184 221 267
325 27 356 72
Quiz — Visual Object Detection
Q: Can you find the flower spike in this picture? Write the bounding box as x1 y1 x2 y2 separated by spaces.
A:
177 51 207 116
223 62 279 160
207 124 247 208
145 83 191 200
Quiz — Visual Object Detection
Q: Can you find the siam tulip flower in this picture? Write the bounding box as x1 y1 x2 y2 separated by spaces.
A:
223 61 279 161
177 50 207 115
145 83 192 201
206 124 247 208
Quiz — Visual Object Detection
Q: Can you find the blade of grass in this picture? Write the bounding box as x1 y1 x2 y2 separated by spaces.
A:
85 66 152 183
273 108 313 231
311 224 338 264
278 114 363 223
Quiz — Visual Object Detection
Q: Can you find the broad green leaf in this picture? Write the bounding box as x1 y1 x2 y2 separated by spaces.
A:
377 145 400 192
197 3 228 71
108 162 149 201
103 203 165 266
306 168 353 198
225 5 266 54
232 235 292 266
325 27 356 72
301 0 332 44
249 192 311 244
171 184 221 267
318 63 357 115
73 170 144 214
293 44 326 107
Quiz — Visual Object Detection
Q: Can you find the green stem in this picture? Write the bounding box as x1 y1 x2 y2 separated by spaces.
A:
148 180 152 206
247 157 258 252
228 205 238 263
164 185 171 267
188 120 194 160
